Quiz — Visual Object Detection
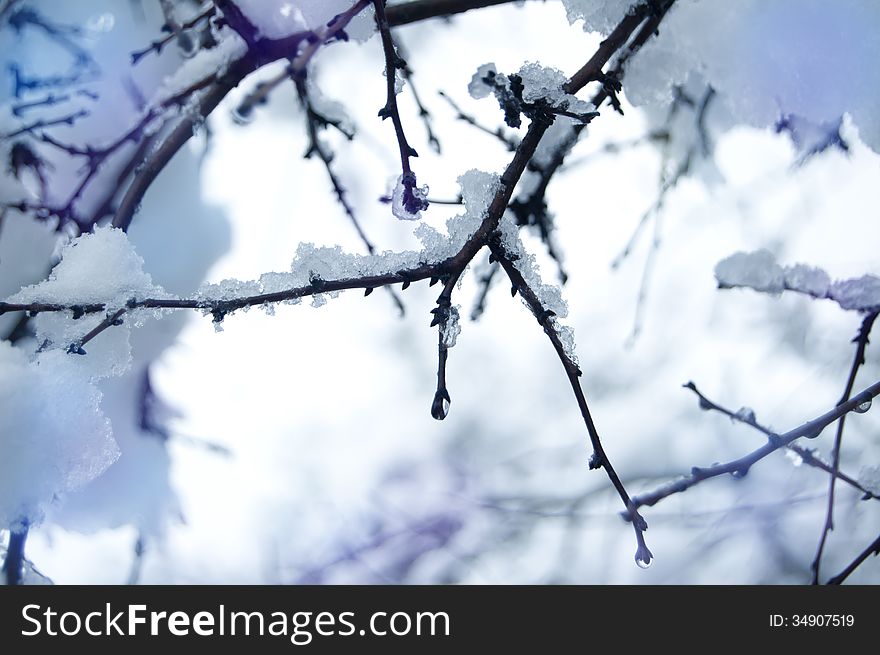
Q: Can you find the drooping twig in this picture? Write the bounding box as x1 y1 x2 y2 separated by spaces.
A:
373 0 428 217
491 239 653 566
631 378 880 512
429 273 460 420
811 311 878 584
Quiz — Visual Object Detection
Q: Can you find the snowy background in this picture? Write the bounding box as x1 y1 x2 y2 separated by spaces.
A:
2 0 879 584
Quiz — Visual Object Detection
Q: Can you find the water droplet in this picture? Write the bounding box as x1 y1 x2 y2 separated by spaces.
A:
854 398 872 414
431 390 450 421
731 468 748 479
635 549 653 569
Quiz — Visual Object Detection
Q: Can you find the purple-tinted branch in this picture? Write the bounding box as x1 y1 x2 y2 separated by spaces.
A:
372 0 428 217
112 76 236 231
11 91 96 117
811 311 878 584
631 378 880 512
1 109 89 139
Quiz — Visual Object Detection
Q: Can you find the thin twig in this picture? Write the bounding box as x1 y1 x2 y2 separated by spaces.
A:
682 382 877 500
631 378 880 512
438 90 519 151
811 311 878 583
373 0 427 216
826 532 880 584
396 36 441 153
295 76 405 316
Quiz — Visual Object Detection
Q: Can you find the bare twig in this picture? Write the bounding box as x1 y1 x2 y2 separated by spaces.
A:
438 90 519 151
631 378 880 512
827 532 880 584
811 311 878 583
682 382 877 500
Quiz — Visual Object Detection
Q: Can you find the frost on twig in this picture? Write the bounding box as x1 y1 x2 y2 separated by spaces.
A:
714 250 880 312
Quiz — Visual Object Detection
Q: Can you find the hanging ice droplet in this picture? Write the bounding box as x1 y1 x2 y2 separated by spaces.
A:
854 398 872 414
431 390 451 421
635 550 653 569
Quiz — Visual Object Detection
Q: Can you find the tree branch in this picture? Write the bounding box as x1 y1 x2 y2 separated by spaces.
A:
827 531 880 585
631 378 880 512
811 311 878 584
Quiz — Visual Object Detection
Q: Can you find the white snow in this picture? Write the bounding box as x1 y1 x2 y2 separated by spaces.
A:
561 0 636 35
8 226 168 310
829 276 880 311
859 465 880 496
468 63 498 100
517 62 594 117
152 28 248 106
715 251 880 311
714 250 784 294
234 0 376 42
0 342 119 529
200 169 500 309
469 61 595 120
782 264 831 299
617 0 880 154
